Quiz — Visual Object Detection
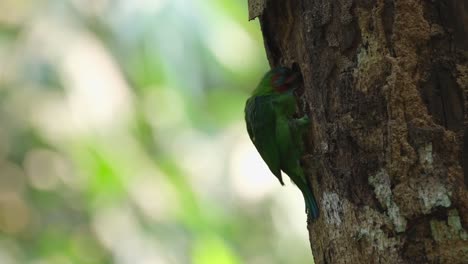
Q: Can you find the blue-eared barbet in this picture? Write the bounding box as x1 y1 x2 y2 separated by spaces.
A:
244 67 319 219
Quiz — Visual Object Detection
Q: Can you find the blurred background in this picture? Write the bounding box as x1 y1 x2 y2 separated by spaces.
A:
0 0 312 263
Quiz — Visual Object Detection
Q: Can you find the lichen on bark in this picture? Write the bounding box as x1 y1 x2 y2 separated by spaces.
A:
369 169 407 232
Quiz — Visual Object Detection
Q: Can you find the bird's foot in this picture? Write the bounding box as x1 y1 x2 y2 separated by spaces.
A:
293 115 310 131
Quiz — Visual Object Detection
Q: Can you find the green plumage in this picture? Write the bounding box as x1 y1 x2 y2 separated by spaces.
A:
245 67 319 219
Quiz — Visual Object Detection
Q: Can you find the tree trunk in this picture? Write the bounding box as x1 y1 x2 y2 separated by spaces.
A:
249 0 468 263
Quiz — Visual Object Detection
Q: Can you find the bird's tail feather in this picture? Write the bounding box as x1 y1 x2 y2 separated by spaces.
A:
296 179 319 220
303 188 319 220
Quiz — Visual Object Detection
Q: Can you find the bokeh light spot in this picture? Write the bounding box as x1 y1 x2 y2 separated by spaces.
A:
229 131 278 202
0 192 29 234
192 235 241 264
24 149 65 191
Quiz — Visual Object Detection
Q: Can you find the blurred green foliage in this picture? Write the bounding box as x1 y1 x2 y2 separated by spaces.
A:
0 0 313 263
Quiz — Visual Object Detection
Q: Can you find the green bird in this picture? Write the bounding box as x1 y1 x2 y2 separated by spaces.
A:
245 67 319 219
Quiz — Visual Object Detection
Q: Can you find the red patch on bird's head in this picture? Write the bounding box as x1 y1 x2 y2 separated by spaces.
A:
270 67 300 93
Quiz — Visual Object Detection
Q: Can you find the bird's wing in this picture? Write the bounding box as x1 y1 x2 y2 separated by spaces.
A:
245 96 284 185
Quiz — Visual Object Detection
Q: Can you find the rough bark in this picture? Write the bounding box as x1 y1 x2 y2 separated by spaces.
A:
249 0 468 263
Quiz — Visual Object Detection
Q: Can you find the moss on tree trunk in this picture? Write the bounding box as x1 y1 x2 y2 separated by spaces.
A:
249 0 468 263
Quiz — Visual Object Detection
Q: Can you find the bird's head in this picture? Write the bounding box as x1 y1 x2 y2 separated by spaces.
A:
253 67 301 95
